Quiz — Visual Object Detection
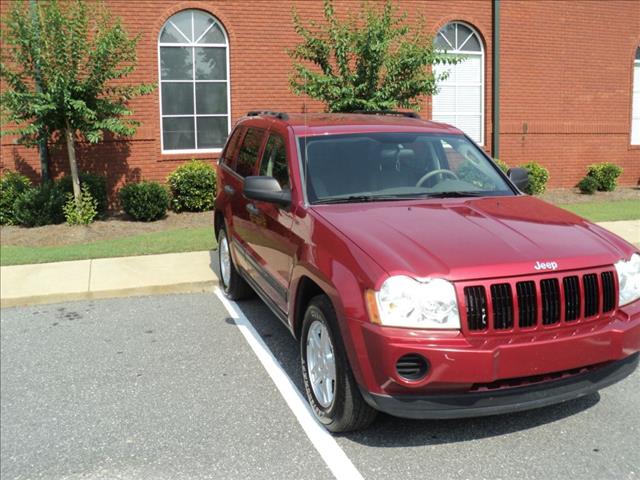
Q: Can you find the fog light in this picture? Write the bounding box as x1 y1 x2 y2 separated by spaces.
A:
395 354 429 381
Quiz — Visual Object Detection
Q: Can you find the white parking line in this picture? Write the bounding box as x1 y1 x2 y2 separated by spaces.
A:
214 288 364 480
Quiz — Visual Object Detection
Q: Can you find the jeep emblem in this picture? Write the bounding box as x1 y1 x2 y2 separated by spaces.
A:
534 261 558 271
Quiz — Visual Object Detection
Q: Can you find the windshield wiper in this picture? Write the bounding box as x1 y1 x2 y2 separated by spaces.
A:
312 191 490 204
421 191 487 198
312 195 408 205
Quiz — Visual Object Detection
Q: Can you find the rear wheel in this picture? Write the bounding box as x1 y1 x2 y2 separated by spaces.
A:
300 295 377 432
218 227 252 300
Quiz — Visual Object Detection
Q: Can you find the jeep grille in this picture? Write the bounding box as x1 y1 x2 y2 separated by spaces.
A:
460 268 618 334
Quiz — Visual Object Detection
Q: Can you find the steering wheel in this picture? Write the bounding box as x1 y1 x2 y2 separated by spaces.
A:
416 169 459 187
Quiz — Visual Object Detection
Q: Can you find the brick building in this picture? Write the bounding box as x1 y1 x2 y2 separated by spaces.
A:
1 0 639 196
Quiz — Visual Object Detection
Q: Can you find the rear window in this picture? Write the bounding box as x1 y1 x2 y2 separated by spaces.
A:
236 128 265 177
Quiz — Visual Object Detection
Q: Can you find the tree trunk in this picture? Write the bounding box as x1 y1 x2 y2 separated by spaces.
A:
64 120 81 202
39 139 50 183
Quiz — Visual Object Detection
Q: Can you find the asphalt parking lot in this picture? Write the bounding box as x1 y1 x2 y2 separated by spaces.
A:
2 292 639 480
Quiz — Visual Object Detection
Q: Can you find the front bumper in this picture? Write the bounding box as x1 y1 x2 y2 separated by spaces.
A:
360 352 638 419
350 302 640 397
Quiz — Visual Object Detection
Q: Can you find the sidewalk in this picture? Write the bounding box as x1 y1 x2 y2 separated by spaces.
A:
597 220 639 246
1 220 638 308
1 251 219 308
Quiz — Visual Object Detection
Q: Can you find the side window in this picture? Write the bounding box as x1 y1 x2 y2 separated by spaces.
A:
236 128 264 177
221 127 244 171
259 134 290 189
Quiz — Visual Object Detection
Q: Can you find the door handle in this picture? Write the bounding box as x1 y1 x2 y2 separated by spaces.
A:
224 185 235 195
246 203 260 216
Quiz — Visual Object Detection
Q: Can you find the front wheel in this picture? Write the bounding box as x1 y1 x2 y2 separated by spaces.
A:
300 295 377 432
218 227 252 300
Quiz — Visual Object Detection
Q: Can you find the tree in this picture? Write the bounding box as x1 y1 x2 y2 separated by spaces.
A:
290 0 462 113
0 0 154 201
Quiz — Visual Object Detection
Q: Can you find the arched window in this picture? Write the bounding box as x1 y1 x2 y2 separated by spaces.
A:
158 10 229 152
432 22 484 145
632 46 640 145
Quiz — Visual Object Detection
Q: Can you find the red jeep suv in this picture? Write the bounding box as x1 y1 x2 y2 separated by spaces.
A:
214 110 640 432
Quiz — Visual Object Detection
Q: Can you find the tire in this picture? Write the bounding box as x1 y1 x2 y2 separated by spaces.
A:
217 227 253 300
300 295 377 432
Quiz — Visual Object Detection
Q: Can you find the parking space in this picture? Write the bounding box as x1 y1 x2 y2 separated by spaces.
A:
0 294 332 480
2 292 639 480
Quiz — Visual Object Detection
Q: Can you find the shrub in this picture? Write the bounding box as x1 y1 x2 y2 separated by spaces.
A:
167 160 217 212
519 162 549 195
63 186 98 225
577 176 598 195
586 163 623 192
57 172 108 215
13 182 66 227
493 159 509 174
0 171 31 225
118 181 169 221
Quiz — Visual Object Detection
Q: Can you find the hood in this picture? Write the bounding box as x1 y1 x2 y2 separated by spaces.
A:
312 196 636 282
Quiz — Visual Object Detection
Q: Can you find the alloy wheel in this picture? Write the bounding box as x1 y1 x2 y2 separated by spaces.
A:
306 320 336 408
219 233 231 287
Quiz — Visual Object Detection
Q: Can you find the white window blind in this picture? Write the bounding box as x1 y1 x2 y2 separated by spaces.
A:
433 22 484 145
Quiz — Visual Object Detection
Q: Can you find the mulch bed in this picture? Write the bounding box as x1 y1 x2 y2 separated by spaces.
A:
539 187 639 205
1 211 213 247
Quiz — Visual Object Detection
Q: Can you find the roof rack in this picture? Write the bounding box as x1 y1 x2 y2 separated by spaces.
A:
246 110 289 120
352 110 421 119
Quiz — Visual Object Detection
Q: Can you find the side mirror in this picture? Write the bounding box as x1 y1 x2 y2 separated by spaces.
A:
508 167 529 192
244 176 291 206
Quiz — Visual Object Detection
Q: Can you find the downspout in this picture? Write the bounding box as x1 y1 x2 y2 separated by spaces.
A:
492 0 500 159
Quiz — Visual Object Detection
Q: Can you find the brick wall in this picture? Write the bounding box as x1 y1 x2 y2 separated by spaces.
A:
500 0 640 187
1 0 638 199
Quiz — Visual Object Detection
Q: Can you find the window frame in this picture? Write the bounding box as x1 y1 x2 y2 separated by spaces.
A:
157 9 231 155
432 21 485 146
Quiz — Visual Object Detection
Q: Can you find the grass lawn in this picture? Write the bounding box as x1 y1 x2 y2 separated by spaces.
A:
557 199 640 222
1 227 217 266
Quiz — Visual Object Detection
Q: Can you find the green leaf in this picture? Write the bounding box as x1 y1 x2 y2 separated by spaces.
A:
288 0 464 113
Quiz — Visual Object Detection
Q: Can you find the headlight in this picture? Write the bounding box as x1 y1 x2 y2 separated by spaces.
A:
615 253 640 306
367 275 460 329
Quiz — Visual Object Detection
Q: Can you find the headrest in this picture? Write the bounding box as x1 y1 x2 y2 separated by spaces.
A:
396 148 416 168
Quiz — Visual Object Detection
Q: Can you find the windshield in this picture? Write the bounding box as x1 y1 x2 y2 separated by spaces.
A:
298 133 515 204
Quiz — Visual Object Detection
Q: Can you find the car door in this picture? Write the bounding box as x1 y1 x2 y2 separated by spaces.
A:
225 126 267 275
244 131 296 313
